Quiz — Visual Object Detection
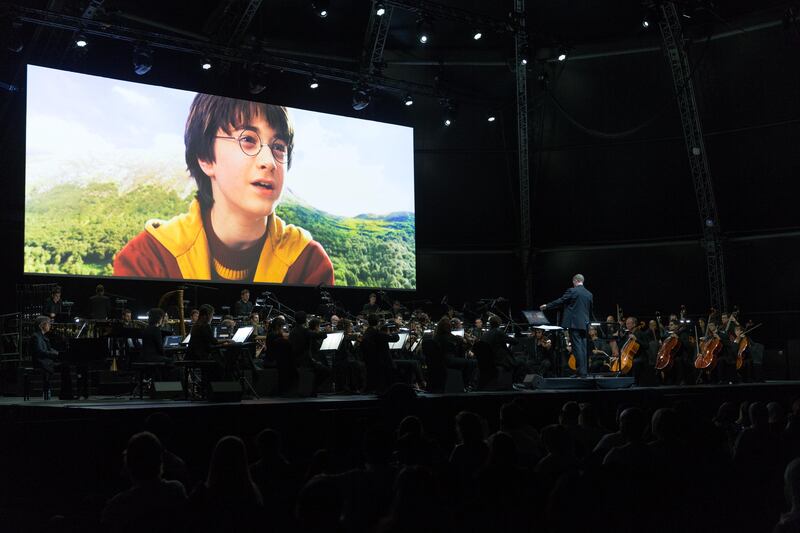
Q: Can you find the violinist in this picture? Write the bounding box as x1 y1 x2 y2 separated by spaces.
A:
533 328 554 376
333 319 365 392
433 317 477 388
250 312 265 336
361 314 400 393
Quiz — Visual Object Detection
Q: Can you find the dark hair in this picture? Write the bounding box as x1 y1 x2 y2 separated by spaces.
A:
125 431 163 482
255 428 282 457
488 315 501 328
270 316 286 333
241 289 249 296
434 317 451 337
308 317 320 330
51 286 61 296
455 411 484 444
184 94 294 210
148 308 165 326
198 304 214 325
95 284 104 295
367 314 378 327
206 436 261 504
190 308 199 316
122 308 132 316
294 311 307 325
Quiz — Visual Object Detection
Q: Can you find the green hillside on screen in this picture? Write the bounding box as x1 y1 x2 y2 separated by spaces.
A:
24 182 416 289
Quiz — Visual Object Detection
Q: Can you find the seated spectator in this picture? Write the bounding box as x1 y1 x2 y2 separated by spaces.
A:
376 466 446 533
101 431 187 533
578 402 608 452
603 407 654 470
449 411 489 484
189 436 263 532
296 475 344 533
143 412 189 488
535 424 577 478
395 415 442 468
249 428 296 533
500 401 542 468
775 458 800 533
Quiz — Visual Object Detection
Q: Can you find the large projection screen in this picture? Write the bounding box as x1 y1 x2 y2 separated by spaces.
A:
24 65 416 289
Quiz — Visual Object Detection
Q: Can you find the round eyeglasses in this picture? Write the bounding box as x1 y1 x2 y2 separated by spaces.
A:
215 129 289 164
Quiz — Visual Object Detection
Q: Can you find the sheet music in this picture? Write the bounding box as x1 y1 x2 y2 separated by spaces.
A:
320 331 344 351
388 332 409 350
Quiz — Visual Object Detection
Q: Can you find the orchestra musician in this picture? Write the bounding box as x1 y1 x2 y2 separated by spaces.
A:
360 314 400 393
233 289 254 317
481 315 522 379
733 323 753 382
472 318 484 339
361 293 380 315
140 308 179 380
189 309 200 324
333 319 365 393
540 274 594 378
42 286 62 319
588 326 611 373
660 318 692 386
89 284 112 320
532 328 554 376
288 312 329 394
704 321 736 384
433 317 477 389
249 312 265 336
622 316 650 384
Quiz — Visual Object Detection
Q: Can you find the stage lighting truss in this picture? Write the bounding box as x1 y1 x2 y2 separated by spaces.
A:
416 18 432 44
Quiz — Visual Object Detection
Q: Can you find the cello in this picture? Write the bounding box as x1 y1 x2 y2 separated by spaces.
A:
694 309 722 371
735 322 762 370
655 328 680 371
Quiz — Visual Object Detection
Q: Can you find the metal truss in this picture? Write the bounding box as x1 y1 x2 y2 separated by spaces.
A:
383 0 514 33
361 1 394 75
514 0 532 306
658 1 727 311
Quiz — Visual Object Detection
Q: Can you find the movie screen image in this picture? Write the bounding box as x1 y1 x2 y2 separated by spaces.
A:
24 65 416 289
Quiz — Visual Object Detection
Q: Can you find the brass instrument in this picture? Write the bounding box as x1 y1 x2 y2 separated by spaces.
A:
158 289 186 337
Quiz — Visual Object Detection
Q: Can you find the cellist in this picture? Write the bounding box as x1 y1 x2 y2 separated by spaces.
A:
700 321 736 384
660 319 692 386
622 316 650 385
733 323 754 383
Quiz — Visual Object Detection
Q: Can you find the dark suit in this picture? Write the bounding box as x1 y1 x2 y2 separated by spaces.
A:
361 327 399 393
31 330 59 374
288 325 329 393
544 285 594 377
233 299 253 317
88 294 112 320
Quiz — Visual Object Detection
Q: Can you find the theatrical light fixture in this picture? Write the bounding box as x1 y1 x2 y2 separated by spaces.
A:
352 86 371 111
473 30 483 40
487 113 496 122
519 44 529 66
444 117 452 127
132 43 153 76
404 94 414 106
376 2 386 16
417 19 432 44
201 57 212 70
75 33 88 48
557 49 567 61
642 18 650 28
313 1 329 18
309 76 320 89
248 70 268 95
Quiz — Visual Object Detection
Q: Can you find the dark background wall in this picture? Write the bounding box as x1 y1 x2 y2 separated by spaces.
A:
0 3 797 348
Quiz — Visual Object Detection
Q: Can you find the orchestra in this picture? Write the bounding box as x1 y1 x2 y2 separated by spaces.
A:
24 280 768 400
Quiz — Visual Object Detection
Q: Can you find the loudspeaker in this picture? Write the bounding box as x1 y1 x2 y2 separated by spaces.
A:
444 368 465 393
522 373 544 389
208 381 242 402
150 381 184 399
255 368 279 397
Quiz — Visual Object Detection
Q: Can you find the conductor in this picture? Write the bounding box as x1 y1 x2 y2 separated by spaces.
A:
540 274 594 378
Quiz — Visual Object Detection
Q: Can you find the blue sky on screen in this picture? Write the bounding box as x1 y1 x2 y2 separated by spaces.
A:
26 65 415 218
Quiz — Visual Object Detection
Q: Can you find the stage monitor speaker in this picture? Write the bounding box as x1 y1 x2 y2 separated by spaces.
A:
444 369 465 393
522 373 544 390
208 381 242 402
150 381 184 400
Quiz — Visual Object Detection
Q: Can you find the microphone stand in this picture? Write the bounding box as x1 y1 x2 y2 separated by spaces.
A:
263 292 297 324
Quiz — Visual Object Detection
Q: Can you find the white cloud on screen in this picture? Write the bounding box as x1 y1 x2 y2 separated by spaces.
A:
111 85 154 108
27 113 117 156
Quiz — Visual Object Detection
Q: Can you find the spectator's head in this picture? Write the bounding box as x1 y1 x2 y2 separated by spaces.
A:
541 424 573 457
124 431 163 484
487 431 517 467
397 415 423 439
651 408 679 441
367 313 378 327
749 402 769 429
768 401 785 426
206 436 256 499
295 475 342 531
500 402 525 431
559 401 580 426
388 466 437 520
363 425 394 466
711 402 736 430
295 311 307 325
619 407 646 443
455 411 484 445
784 458 800 511
147 308 165 327
255 428 282 459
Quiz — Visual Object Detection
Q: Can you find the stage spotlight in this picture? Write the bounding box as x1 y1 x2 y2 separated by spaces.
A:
75 33 88 48
519 44 529 66
376 2 386 16
352 86 370 111
642 18 650 28
404 94 414 106
487 113 496 122
557 49 567 61
417 19 432 44
473 30 482 40
248 69 268 95
313 0 329 18
444 117 452 127
132 43 153 76
201 57 212 70
309 76 320 89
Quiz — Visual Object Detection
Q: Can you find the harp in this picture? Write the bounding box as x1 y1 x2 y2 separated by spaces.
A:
158 289 186 337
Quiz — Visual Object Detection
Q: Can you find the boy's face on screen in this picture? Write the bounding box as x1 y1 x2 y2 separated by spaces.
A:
199 116 285 219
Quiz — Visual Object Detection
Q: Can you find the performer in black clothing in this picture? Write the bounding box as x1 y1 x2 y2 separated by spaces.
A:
187 305 226 361
621 316 651 384
141 309 172 364
31 316 59 375
334 319 365 392
658 319 693 385
361 293 380 315
588 325 611 373
361 314 399 393
89 284 112 320
233 289 254 317
433 318 476 388
288 312 329 394
42 287 62 319
540 273 594 378
262 317 295 392
478 316 522 379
